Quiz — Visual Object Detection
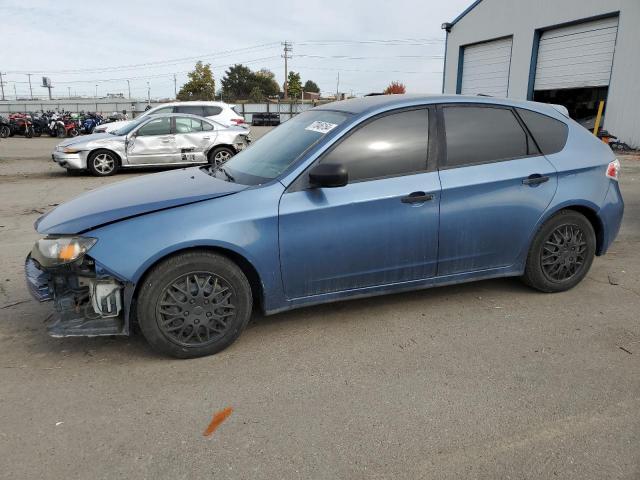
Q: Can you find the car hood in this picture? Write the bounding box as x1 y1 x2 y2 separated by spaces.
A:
35 167 247 234
57 132 116 147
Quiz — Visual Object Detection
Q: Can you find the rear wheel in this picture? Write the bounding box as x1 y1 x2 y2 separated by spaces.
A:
522 210 596 292
25 127 33 138
88 150 118 176
208 146 235 168
137 251 253 358
0 126 9 138
56 125 65 138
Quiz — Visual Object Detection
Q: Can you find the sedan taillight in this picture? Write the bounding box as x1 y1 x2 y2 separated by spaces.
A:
606 159 620 181
231 118 245 125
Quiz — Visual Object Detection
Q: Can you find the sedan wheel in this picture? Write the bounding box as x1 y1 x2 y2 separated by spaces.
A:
522 210 595 292
88 150 118 176
137 251 252 358
208 147 235 168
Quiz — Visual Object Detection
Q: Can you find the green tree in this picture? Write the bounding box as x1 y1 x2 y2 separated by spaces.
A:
177 61 216 101
254 69 280 97
221 65 280 100
248 86 264 102
287 71 302 99
303 79 320 94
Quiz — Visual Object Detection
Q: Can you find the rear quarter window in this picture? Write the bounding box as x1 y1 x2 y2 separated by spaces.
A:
517 108 568 155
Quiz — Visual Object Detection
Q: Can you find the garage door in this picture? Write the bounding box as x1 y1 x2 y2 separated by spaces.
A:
534 16 619 91
460 37 513 97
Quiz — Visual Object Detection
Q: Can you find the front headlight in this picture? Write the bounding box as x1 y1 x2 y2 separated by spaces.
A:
63 147 81 154
32 236 97 268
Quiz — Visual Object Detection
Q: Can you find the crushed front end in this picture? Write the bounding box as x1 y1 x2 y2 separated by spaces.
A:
25 236 129 337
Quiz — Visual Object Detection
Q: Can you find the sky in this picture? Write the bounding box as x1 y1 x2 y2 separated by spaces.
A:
0 0 472 100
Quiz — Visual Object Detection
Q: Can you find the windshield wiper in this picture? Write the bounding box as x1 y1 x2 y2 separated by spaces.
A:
209 166 235 182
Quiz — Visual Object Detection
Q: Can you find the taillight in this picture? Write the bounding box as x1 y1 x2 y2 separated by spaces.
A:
606 158 620 181
231 118 245 125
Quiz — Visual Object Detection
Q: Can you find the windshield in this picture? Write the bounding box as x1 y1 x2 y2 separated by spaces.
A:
219 110 350 185
111 117 147 136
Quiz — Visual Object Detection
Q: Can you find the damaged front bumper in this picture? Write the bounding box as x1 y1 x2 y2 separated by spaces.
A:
25 255 129 337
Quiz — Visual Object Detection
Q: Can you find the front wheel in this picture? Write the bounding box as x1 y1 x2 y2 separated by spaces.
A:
25 127 34 138
68 128 79 137
522 210 596 292
137 251 253 358
87 150 118 176
208 146 235 168
56 125 65 138
0 126 9 138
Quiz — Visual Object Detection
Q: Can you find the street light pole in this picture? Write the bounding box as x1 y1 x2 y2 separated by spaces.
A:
27 73 33 99
95 84 98 98
127 80 131 100
147 82 150 104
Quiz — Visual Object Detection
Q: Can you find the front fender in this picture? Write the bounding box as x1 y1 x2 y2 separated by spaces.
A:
85 182 287 313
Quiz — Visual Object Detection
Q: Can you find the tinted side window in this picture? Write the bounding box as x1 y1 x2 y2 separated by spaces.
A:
175 105 205 116
321 109 428 182
137 117 171 136
517 108 568 155
202 121 214 131
204 106 223 116
444 106 528 167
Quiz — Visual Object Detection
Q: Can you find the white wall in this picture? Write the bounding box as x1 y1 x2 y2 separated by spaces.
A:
443 0 640 147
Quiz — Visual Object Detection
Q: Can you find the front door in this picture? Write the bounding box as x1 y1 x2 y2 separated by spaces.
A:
437 104 558 275
279 108 441 299
126 116 178 165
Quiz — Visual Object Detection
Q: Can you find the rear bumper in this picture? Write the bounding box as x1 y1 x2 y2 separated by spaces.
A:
598 181 624 255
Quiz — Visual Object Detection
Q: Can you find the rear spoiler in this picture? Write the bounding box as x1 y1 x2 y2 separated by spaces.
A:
550 104 570 118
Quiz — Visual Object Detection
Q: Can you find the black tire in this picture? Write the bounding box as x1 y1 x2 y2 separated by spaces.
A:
33 128 41 137
25 127 34 138
56 125 65 138
137 251 253 358
69 128 79 137
208 146 235 168
65 168 83 176
87 149 118 176
0 126 9 138
522 210 596 292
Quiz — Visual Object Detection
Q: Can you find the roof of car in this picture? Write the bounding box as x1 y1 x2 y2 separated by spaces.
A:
316 94 567 120
153 101 231 108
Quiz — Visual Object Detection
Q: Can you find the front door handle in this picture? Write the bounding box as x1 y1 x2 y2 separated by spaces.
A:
522 174 550 186
401 191 434 204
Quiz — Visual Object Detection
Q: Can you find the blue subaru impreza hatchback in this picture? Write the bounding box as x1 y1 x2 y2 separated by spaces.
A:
26 95 624 357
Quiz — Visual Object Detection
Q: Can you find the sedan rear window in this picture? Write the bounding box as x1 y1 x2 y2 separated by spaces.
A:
516 108 568 155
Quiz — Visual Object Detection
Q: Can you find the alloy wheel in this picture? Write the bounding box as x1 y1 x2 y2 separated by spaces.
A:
93 153 115 174
541 224 588 282
212 150 232 167
156 272 236 347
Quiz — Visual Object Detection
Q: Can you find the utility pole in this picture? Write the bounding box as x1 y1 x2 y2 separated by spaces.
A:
173 74 177 98
336 72 340 99
27 74 33 99
282 41 292 99
147 81 150 104
126 80 131 100
0 72 5 101
95 84 98 98
68 86 71 98
13 83 17 100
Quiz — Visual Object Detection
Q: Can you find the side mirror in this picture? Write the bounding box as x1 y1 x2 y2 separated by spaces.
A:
308 163 348 188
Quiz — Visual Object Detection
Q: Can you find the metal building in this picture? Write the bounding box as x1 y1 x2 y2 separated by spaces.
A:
442 0 640 148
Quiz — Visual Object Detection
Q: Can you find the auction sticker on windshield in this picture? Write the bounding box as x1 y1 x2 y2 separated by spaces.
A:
305 121 338 134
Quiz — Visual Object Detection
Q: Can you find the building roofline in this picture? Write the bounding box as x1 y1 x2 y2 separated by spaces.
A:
450 0 484 27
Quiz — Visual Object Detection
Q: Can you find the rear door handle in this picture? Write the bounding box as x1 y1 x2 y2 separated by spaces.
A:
522 174 550 186
401 191 435 204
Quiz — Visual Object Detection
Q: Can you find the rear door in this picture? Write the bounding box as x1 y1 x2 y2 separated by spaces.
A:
173 116 217 163
436 104 558 275
126 116 178 165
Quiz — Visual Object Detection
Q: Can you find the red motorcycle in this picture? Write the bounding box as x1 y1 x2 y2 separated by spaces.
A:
61 114 80 137
8 113 34 138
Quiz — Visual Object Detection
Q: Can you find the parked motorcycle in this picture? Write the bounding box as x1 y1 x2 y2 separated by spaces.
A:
81 112 103 134
0 115 11 138
8 113 34 138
